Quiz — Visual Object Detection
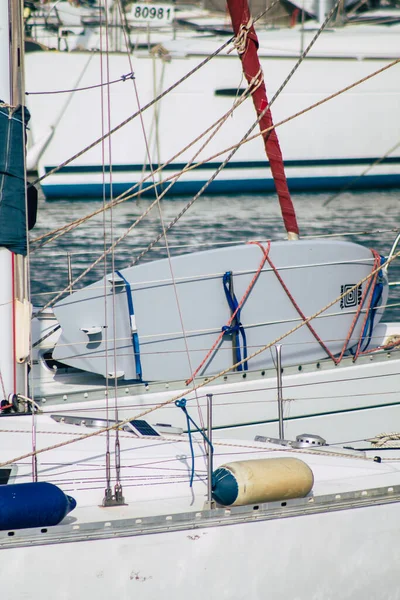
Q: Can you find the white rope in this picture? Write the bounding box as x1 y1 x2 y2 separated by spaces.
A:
232 18 254 55
369 433 400 448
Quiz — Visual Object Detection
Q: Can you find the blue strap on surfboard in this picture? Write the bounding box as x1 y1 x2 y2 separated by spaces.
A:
359 255 386 352
222 271 248 371
115 270 142 380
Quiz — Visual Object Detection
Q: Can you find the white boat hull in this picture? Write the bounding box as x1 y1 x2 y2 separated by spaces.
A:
2 488 400 599
25 25 400 198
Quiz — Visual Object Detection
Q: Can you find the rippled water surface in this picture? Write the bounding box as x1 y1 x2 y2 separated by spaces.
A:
30 189 400 320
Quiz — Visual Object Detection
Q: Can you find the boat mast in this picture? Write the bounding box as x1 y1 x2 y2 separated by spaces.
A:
226 0 299 240
9 0 25 106
0 0 29 403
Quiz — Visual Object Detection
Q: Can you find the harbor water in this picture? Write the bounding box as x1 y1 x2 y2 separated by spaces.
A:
30 189 400 321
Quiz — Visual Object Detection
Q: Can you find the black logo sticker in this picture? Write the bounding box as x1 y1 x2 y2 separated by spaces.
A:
340 284 362 309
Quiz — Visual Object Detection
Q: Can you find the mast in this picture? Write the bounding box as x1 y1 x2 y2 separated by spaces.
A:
226 0 299 240
0 0 30 404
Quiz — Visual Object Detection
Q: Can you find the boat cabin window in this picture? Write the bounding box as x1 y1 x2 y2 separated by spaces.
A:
0 468 11 484
215 88 247 97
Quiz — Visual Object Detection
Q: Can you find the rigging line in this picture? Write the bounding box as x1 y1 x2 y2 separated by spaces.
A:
32 73 264 309
323 138 400 207
30 91 255 309
37 78 253 315
254 0 342 123
43 50 397 245
128 77 259 267
115 0 163 204
34 196 175 315
30 85 253 250
105 0 123 496
29 58 400 255
143 90 241 420
99 6 112 499
117 55 400 214
25 72 135 96
27 0 280 190
31 89 250 316
3 251 399 469
28 39 235 189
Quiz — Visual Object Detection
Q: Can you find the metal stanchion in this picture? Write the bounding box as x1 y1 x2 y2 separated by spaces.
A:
275 345 284 440
205 393 215 510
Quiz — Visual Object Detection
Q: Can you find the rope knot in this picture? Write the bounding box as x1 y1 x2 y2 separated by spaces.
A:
175 398 187 409
222 323 240 335
231 18 254 55
121 72 135 82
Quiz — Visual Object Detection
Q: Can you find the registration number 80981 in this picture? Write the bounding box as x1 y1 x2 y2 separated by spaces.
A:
131 4 174 24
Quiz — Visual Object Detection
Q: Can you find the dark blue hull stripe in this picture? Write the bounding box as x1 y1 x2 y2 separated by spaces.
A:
41 173 400 199
44 155 400 175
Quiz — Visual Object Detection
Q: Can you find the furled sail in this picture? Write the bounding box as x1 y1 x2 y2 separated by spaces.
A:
226 0 299 239
0 103 30 255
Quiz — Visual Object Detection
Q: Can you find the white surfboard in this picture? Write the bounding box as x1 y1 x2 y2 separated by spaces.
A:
52 239 388 382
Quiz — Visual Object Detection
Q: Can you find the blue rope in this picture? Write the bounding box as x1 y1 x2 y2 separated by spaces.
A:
222 271 248 371
359 256 386 352
115 270 142 380
175 399 214 487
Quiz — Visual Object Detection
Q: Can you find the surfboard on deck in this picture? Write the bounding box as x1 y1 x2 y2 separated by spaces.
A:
52 239 388 382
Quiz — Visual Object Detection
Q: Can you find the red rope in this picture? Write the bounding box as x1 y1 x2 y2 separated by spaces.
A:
356 337 400 357
186 244 384 386
259 245 382 365
185 241 271 385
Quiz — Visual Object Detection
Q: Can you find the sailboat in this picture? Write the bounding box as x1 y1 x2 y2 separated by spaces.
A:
3 1 400 597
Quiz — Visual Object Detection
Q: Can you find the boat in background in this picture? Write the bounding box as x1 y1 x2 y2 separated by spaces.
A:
24 1 400 198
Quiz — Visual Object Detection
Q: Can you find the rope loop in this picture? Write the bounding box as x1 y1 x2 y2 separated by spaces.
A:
175 399 187 409
233 18 254 55
175 399 214 487
222 271 248 371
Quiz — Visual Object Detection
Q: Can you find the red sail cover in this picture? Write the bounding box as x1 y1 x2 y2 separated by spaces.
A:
226 0 299 237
